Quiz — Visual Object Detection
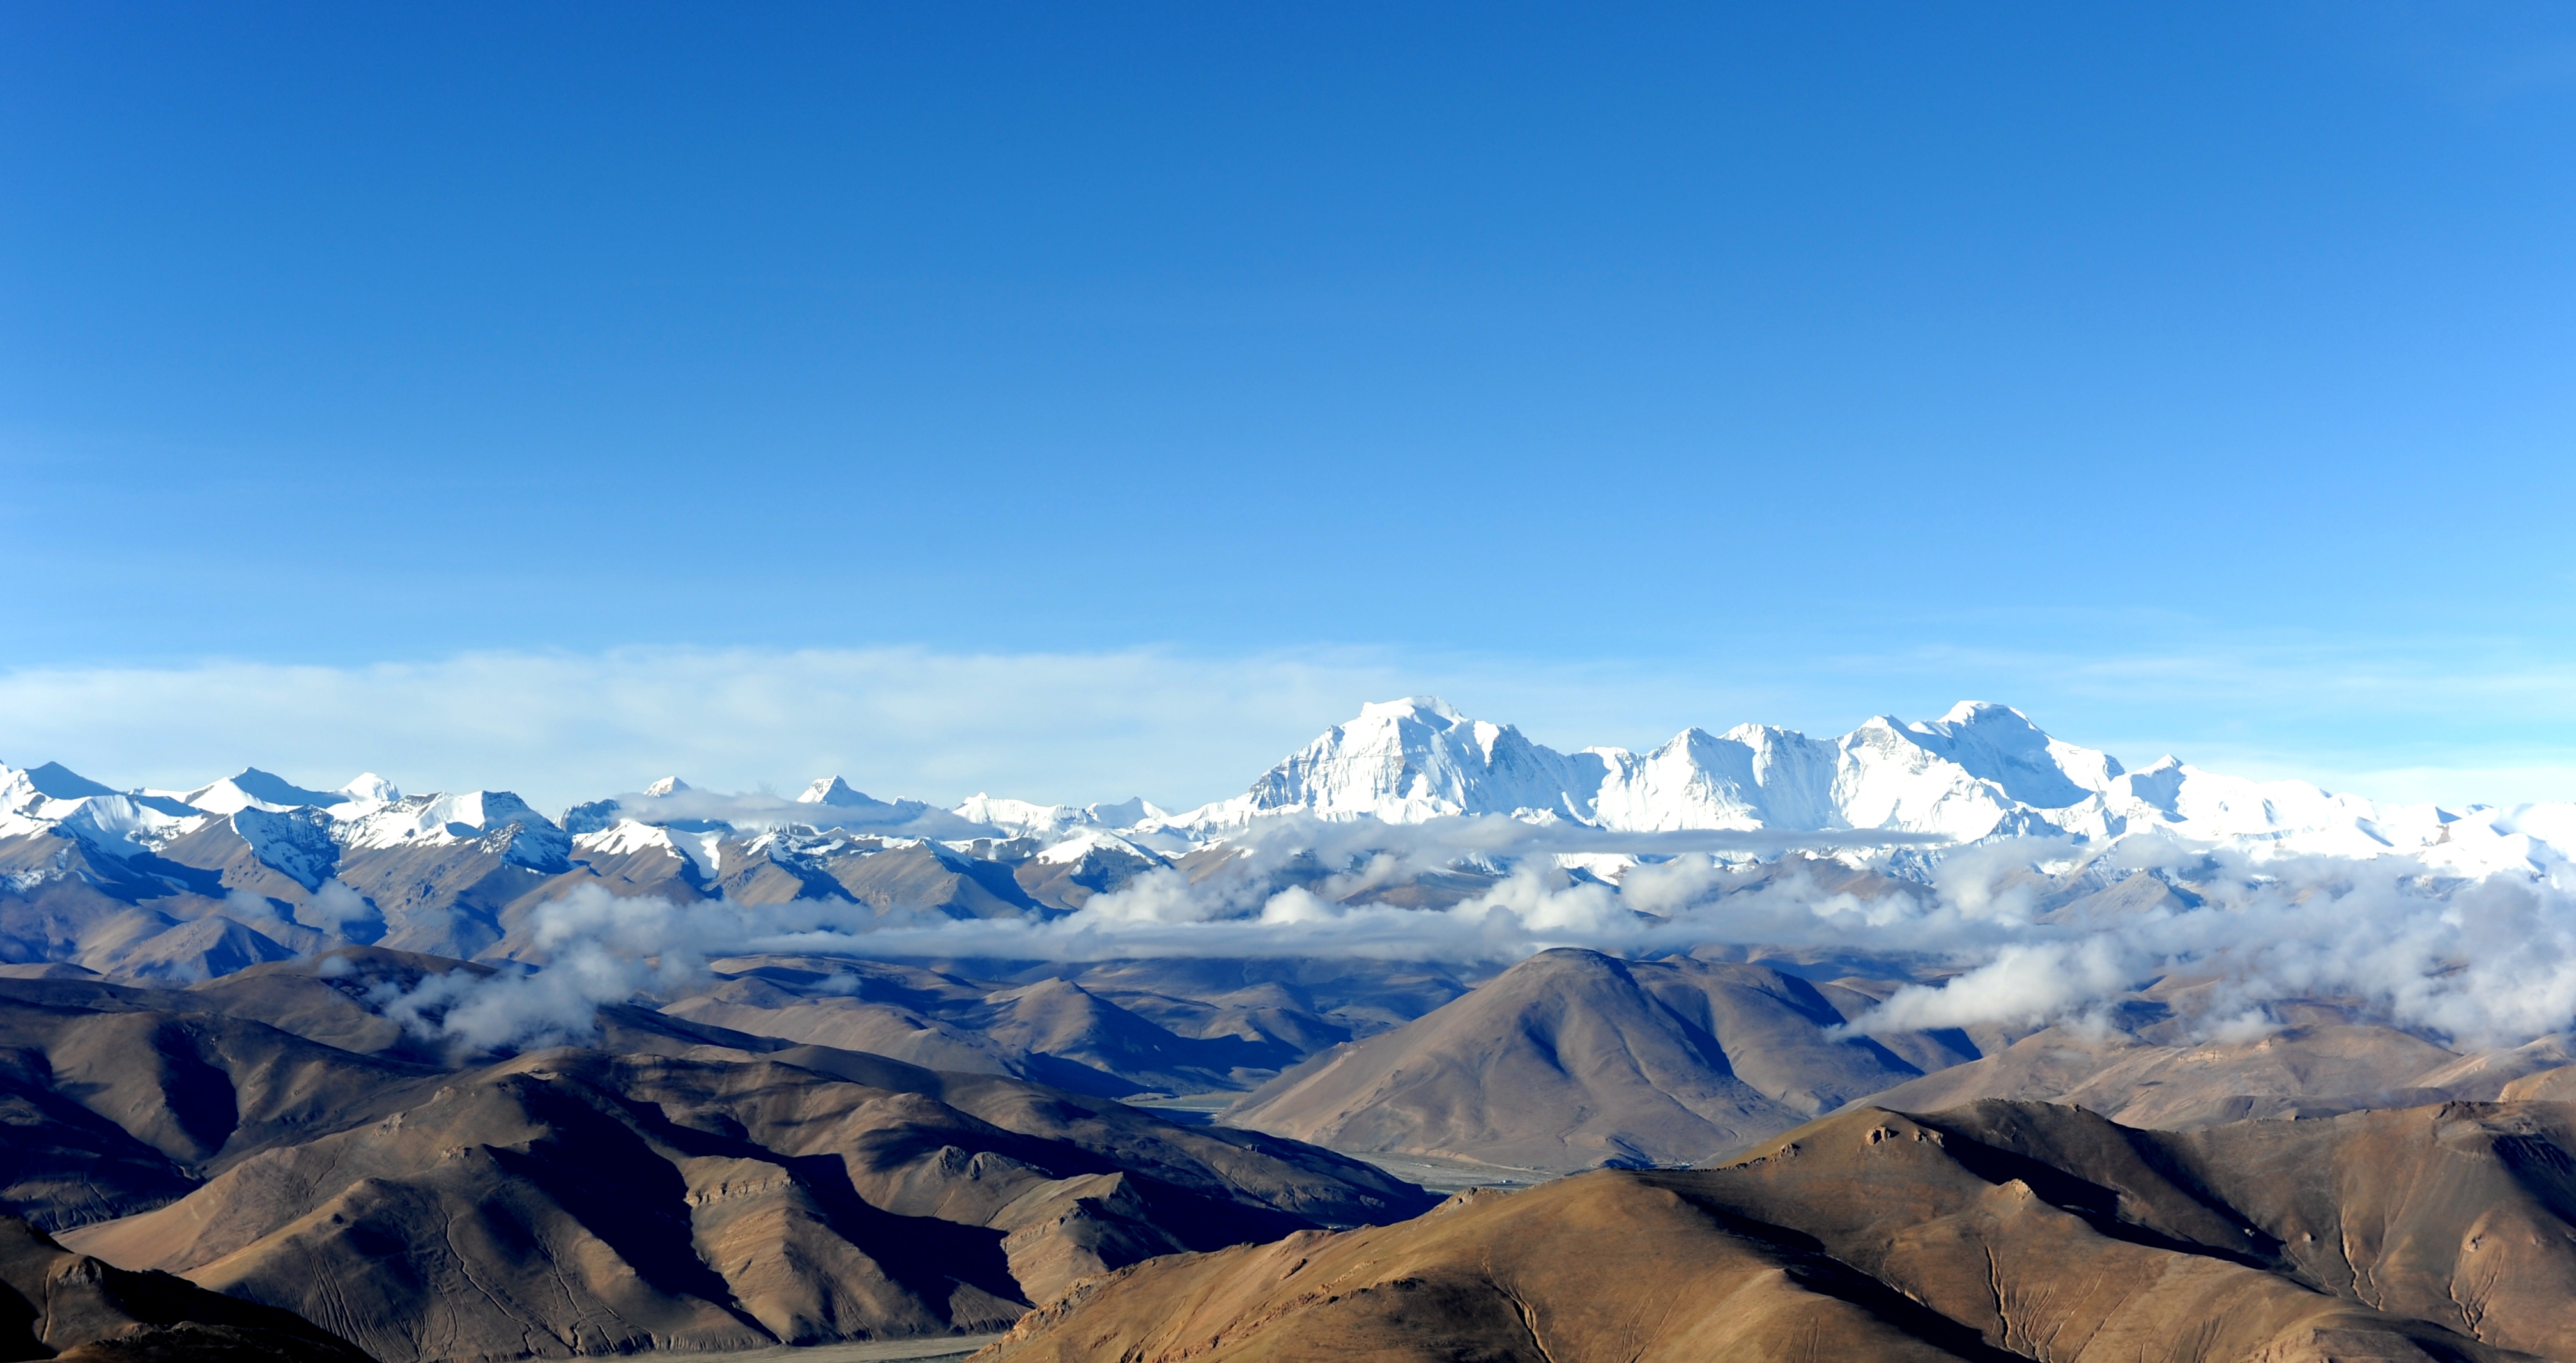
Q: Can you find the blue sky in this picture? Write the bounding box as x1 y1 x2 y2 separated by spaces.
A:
4 3 2574 808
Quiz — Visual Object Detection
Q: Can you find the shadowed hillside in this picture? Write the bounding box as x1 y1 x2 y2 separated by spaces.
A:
0 955 1430 1363
1222 948 1984 1169
0 1217 372 1363
985 1098 2576 1362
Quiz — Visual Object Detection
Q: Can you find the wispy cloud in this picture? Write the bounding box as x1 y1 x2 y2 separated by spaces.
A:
0 647 1402 812
0 646 1798 813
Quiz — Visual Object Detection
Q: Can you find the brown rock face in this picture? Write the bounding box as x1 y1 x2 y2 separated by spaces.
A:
0 1217 369 1363
985 1099 2576 1363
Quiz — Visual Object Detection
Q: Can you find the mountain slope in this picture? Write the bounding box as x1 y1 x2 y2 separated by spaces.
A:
0 1216 371 1363
1846 1016 2545 1128
662 957 1308 1098
65 1043 1432 1362
984 1099 2574 1363
1223 949 1975 1169
0 959 1432 1363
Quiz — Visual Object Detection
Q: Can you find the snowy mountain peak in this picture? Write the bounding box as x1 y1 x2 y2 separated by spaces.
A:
338 773 401 805
1894 700 2125 809
181 767 339 815
1713 721 1812 749
1933 699 2023 726
1089 796 1165 826
3 697 2563 918
332 789 570 870
0 760 205 855
952 792 1177 842
798 776 875 808
1240 696 1580 823
1356 695 1466 723
1191 695 2492 864
229 767 336 806
2115 757 2190 818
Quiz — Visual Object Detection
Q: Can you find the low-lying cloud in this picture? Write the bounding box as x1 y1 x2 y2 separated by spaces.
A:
358 812 2576 1055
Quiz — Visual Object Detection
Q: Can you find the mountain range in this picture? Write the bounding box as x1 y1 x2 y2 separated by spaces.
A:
6 696 2570 984
1179 697 2566 873
5 701 2576 1359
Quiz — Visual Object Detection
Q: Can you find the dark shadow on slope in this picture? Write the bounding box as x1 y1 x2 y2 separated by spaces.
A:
1630 1180 2030 1363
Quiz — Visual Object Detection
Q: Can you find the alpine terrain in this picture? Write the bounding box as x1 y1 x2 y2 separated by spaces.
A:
1 700 2572 1360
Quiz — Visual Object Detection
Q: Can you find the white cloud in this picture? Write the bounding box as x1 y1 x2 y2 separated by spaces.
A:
0 647 1412 813
371 823 2576 1054
0 646 1797 815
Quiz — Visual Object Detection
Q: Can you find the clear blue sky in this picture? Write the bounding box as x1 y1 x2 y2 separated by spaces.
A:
4 3 2574 807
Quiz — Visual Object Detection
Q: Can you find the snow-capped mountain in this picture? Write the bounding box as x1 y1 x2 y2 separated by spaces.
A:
1146 697 2563 877
954 793 1168 841
8 697 2567 877
2 695 2569 983
2 759 574 865
1159 697 2118 841
5 699 2561 877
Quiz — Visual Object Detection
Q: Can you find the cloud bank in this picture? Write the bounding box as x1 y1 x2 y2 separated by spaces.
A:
365 814 2576 1055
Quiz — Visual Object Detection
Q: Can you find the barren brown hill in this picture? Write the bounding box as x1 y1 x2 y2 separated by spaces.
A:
1023 957 1476 1042
2506 1065 2576 1100
1221 948 1979 1169
0 950 830 1237
661 953 1479 1100
983 1098 2576 1363
1848 1017 2576 1130
0 974 447 1229
0 1216 370 1363
183 947 802 1068
63 1041 1432 1363
179 947 505 1061
0 948 1434 1363
664 957 1303 1097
